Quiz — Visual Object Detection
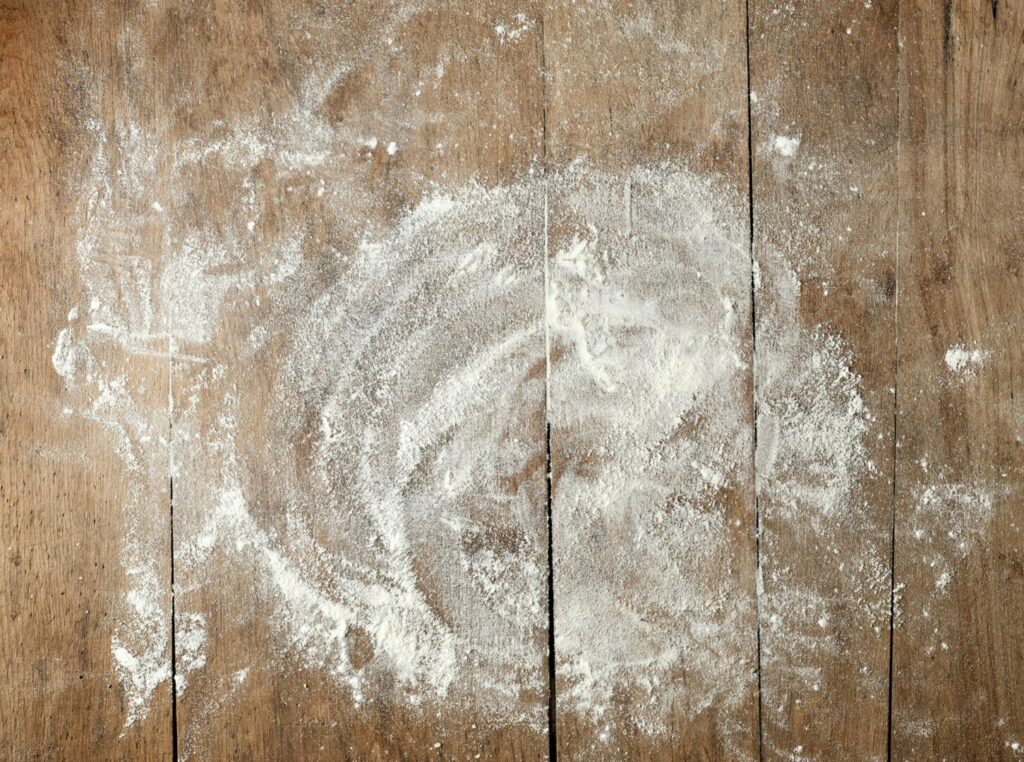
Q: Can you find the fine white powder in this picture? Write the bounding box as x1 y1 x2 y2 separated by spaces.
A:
546 164 756 742
902 478 995 656
53 34 944 748
772 134 802 157
945 345 988 377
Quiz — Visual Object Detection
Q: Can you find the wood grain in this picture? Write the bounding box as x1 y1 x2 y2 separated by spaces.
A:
749 1 898 759
892 1 1024 758
0 2 173 759
544 2 759 758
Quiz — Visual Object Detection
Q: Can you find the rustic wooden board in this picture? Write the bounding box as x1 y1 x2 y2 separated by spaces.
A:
147 1 549 759
8 2 1024 760
749 1 899 758
892 1 1024 758
1 2 173 758
544 2 759 758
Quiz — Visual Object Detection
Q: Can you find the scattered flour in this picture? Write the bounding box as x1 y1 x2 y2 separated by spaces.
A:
110 555 170 727
912 480 994 590
174 612 208 694
58 95 549 727
58 104 770 735
897 478 996 660
52 16 938 750
493 12 534 45
772 134 802 157
755 253 890 706
945 345 988 377
546 164 757 745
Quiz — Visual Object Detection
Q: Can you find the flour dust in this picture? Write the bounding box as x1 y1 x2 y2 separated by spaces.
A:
53 21 921 755
546 164 757 746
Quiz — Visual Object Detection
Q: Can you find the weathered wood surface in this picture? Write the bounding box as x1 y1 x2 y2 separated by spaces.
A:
1 2 173 759
3 1 1023 760
749 1 899 759
892 2 1024 759
543 1 759 759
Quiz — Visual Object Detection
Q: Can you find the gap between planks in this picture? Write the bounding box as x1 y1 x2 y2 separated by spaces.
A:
886 19 904 760
742 1 765 760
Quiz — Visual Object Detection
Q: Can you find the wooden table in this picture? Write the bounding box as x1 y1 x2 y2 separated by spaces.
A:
2 2 1022 759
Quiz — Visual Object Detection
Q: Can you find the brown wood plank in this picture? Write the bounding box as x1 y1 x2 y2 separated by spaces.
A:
1 2 173 758
153 1 549 758
543 2 759 758
748 1 899 758
892 2 1024 758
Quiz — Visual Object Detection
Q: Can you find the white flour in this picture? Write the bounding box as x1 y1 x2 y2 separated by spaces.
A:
905 477 995 650
945 345 988 377
772 134 802 157
755 261 891 710
546 164 757 744
53 22 904 752
751 129 894 727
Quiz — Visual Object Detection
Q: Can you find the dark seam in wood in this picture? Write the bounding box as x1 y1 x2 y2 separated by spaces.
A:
886 22 902 761
744 0 765 758
169 332 178 759
546 423 556 762
539 11 556 761
540 15 548 165
170 475 179 762
886 329 899 756
991 0 999 21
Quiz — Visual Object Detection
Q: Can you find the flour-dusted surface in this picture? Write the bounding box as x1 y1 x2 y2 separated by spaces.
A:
9 0 1024 760
46 0 885 755
57 98 770 741
53 51 866 748
944 345 989 378
749 1 901 756
44 2 548 757
547 164 757 754
170 175 550 738
890 3 1024 756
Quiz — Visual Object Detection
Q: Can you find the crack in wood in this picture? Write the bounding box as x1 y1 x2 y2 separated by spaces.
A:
743 1 765 760
540 15 556 755
169 475 179 762
886 25 903 761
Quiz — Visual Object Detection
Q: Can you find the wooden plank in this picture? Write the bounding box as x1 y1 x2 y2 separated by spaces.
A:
543 2 759 758
748 1 899 758
0 2 173 758
155 1 550 758
892 2 1024 758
